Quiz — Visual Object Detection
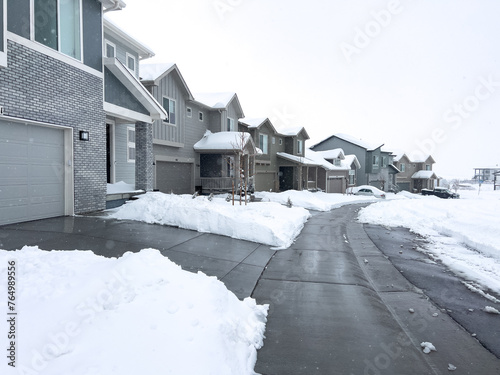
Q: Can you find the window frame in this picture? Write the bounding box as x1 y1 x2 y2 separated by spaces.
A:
400 163 406 172
199 111 204 122
297 139 303 155
127 126 136 163
279 138 283 145
0 0 6 67
381 156 387 168
32 0 83 62
259 133 269 154
227 117 234 131
162 96 176 125
425 164 431 171
372 155 379 168
126 52 136 73
104 39 116 58
186 107 192 118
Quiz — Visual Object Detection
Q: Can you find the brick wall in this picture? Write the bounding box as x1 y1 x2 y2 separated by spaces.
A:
0 40 106 213
135 122 153 191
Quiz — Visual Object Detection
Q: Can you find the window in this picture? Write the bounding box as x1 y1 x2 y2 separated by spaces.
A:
349 170 355 185
186 107 192 118
126 53 136 72
334 158 341 167
297 140 303 154
162 97 176 125
259 134 269 154
227 117 234 131
372 155 379 167
279 138 283 145
34 0 82 60
127 127 135 162
104 40 116 58
426 164 431 171
381 156 387 168
272 137 275 145
199 112 204 122
400 163 406 172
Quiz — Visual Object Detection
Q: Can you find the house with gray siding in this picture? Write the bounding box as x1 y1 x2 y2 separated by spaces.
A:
0 0 165 225
310 133 399 192
394 153 437 192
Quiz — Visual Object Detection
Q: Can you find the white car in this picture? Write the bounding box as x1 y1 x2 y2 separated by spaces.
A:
350 185 386 199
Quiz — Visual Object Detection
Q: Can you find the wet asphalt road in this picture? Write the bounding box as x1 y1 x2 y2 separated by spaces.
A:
364 223 500 360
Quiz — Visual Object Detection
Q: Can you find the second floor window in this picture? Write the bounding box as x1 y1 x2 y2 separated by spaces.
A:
259 134 268 154
400 163 406 172
227 118 234 131
381 156 387 168
127 127 135 162
105 41 116 58
297 140 303 155
426 164 431 171
186 107 192 118
126 53 136 72
162 97 176 125
372 155 379 167
35 0 82 60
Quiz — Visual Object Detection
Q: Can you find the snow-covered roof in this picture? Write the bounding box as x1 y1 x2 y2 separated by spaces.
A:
279 126 310 139
195 92 237 109
103 17 154 60
304 149 338 170
342 154 361 169
277 152 317 166
239 117 267 129
313 148 345 161
412 155 435 164
139 63 176 81
411 170 438 179
194 131 254 153
334 133 383 151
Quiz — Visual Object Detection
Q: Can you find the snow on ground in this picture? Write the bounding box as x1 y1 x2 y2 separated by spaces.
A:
0 247 268 375
358 184 500 295
107 181 143 195
255 190 380 211
110 192 311 249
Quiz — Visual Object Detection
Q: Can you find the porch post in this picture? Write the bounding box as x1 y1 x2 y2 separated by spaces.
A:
135 121 154 192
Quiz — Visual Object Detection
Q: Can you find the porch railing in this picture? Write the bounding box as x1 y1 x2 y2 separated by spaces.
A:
200 177 235 193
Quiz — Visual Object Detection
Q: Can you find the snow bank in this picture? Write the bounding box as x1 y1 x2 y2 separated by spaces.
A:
255 190 379 211
358 190 500 294
0 247 268 375
107 181 143 195
110 192 310 249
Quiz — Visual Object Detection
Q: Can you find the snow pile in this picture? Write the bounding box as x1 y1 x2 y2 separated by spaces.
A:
255 190 378 211
420 342 436 354
0 247 268 375
110 192 310 249
107 181 143 195
358 189 500 294
484 306 500 315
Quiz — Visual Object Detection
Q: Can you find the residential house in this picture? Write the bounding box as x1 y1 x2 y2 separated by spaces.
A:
305 149 361 193
275 127 310 191
103 19 167 207
310 134 399 192
0 0 167 225
473 167 500 182
393 153 437 192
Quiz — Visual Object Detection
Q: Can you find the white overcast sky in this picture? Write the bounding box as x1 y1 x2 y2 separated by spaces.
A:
107 0 500 178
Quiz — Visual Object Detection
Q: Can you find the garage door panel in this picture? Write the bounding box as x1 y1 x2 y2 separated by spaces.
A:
256 172 275 192
156 162 192 194
0 120 66 225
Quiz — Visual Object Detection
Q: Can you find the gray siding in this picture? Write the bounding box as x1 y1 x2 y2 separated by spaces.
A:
104 33 140 78
0 40 106 213
207 111 221 133
312 138 368 186
151 73 188 144
104 67 149 115
114 124 135 184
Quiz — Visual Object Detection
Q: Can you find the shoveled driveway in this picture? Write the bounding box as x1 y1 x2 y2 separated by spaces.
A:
1 205 499 374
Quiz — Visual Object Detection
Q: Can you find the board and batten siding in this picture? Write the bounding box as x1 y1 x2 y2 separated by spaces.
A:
104 33 139 78
151 73 186 145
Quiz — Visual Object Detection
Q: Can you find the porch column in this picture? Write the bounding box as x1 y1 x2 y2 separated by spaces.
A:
135 121 154 192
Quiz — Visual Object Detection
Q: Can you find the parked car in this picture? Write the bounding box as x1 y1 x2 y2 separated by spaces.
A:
350 185 386 199
421 187 460 199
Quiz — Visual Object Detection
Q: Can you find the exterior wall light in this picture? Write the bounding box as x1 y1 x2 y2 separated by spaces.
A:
79 131 89 141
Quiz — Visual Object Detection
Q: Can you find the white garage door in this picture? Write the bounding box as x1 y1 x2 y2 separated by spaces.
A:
0 120 66 225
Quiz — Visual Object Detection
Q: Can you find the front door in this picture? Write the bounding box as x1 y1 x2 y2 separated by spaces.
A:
279 167 294 191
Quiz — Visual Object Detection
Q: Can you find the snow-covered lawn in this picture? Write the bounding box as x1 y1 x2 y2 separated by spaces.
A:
358 185 500 296
255 190 380 211
109 192 311 249
0 247 268 375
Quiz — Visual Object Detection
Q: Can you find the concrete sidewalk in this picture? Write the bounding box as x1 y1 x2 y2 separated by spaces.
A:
1 207 499 374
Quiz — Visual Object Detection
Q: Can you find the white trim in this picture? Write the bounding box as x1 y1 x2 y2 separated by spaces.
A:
0 0 6 67
126 126 136 163
125 52 136 74
155 155 194 164
106 120 116 183
199 111 204 122
153 139 184 148
0 115 74 217
6 31 103 78
186 106 192 118
104 102 153 123
162 96 176 126
104 39 116 58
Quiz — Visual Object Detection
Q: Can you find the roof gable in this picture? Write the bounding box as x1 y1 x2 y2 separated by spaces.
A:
140 63 194 101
